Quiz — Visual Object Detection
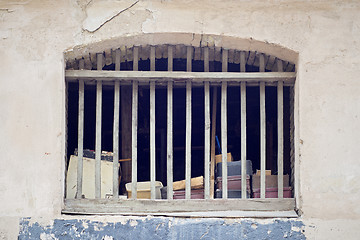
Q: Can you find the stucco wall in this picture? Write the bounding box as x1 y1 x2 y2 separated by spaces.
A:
1 0 360 239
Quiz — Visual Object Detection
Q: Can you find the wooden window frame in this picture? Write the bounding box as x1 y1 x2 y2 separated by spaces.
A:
63 46 297 217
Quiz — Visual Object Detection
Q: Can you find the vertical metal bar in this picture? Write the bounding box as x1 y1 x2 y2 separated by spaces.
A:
131 47 139 199
113 81 120 199
277 59 284 198
204 47 210 199
76 79 84 199
150 46 156 199
259 54 266 199
95 53 103 199
185 46 192 199
167 46 174 200
221 81 228 199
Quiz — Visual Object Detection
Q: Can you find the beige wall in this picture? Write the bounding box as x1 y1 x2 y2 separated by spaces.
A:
1 0 360 238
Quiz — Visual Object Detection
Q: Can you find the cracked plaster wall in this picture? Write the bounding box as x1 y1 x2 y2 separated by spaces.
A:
1 0 360 239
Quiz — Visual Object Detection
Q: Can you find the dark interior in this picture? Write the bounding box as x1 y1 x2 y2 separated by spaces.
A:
67 57 292 194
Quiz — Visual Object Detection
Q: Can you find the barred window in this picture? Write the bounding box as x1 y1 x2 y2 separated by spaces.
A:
64 44 296 216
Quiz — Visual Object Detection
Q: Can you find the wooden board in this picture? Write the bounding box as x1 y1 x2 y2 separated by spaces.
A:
221 49 228 199
185 80 192 199
76 79 84 199
95 53 103 199
113 81 120 198
210 87 217 199
66 70 296 84
173 176 204 191
259 54 266 199
63 198 296 214
150 46 156 199
221 81 228 199
277 59 284 198
167 46 174 199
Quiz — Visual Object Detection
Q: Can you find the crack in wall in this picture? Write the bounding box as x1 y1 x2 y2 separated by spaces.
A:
83 0 139 33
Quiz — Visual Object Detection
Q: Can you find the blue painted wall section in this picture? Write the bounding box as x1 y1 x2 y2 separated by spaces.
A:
19 217 305 239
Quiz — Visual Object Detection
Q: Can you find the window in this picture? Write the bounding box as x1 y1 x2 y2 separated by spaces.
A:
64 44 296 215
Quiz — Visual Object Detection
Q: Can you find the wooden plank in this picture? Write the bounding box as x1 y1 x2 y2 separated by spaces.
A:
167 46 174 200
221 49 228 199
185 46 192 199
240 51 246 73
150 46 156 199
277 59 284 199
113 51 120 198
95 54 103 199
187 46 192 72
204 47 209 72
259 54 266 199
173 176 204 191
185 80 192 199
239 51 247 198
221 82 228 199
117 210 298 218
79 59 85 70
168 45 173 72
222 49 228 72
204 81 210 199
131 80 138 199
203 46 210 199
240 81 247 199
167 81 173 199
210 87 217 199
115 49 121 71
66 70 296 83
131 46 139 199
150 81 156 199
76 79 84 199
113 81 120 199
133 46 139 71
63 198 296 213
150 46 155 71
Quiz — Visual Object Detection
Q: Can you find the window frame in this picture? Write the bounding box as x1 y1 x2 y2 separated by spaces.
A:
63 45 297 216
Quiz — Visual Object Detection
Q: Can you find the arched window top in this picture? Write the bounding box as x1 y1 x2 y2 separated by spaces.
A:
65 33 297 72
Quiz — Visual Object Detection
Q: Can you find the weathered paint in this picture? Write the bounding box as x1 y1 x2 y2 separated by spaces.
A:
19 217 305 240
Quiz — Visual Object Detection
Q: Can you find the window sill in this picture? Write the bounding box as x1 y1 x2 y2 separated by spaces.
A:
63 198 296 218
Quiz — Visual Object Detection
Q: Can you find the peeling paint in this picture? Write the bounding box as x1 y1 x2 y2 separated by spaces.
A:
19 217 305 240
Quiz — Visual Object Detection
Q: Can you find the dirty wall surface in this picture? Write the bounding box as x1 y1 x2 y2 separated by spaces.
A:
1 0 360 239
